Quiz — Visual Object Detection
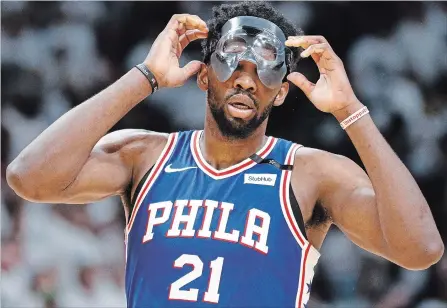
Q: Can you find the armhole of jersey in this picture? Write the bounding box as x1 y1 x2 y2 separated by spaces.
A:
281 143 321 308
127 166 154 221
126 133 178 233
288 183 308 240
279 143 309 249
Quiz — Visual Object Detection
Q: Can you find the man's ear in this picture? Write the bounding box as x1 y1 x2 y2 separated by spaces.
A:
197 63 209 91
273 81 289 107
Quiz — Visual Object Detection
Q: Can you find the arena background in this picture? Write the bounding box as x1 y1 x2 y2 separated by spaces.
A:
1 1 446 307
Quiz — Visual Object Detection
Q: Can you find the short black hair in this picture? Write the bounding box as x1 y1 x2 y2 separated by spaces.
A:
201 1 304 75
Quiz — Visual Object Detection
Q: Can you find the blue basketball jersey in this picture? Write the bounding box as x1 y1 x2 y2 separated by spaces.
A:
125 130 320 308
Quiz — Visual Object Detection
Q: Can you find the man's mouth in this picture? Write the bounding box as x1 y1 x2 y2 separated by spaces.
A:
227 94 255 110
229 102 252 110
225 94 256 119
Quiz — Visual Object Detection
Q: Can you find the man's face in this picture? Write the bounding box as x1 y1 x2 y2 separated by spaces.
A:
206 60 285 139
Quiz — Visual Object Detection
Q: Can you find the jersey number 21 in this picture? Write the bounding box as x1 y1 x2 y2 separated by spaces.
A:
169 254 224 304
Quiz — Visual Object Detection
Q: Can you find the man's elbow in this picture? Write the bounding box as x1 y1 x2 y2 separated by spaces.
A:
398 240 445 271
6 162 25 193
6 162 44 202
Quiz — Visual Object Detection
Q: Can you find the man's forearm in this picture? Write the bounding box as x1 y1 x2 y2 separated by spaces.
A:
7 68 152 193
332 101 443 266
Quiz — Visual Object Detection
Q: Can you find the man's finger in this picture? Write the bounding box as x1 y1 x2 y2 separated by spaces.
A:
285 37 320 49
176 21 186 37
287 72 315 98
180 60 203 81
179 30 208 51
300 43 330 58
285 36 333 56
168 14 208 32
287 35 328 44
177 14 208 31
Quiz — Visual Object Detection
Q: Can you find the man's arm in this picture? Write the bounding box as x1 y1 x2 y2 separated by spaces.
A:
6 14 208 203
297 138 443 270
325 106 444 270
7 129 166 204
6 69 153 202
286 35 444 270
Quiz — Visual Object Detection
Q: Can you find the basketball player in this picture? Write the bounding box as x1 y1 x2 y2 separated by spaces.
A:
6 2 444 307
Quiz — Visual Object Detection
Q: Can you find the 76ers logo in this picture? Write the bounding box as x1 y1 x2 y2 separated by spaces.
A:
142 199 270 254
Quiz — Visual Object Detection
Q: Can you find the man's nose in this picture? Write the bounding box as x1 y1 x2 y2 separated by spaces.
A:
232 61 257 93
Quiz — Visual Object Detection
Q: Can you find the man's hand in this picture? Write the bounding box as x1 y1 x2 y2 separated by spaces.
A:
144 14 209 89
285 36 359 114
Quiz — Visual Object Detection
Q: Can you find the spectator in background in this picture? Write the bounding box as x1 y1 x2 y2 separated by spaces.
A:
347 2 447 178
1 124 24 243
1 65 50 160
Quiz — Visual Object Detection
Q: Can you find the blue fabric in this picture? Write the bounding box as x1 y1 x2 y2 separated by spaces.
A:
125 130 312 308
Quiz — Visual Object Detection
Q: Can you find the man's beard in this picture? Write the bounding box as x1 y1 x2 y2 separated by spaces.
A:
207 88 275 140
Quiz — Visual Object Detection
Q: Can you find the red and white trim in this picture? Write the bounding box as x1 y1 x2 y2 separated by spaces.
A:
279 143 308 249
126 133 178 234
295 242 319 308
279 143 321 307
191 130 277 180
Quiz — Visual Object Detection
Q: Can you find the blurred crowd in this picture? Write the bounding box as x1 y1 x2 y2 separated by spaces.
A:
1 2 446 308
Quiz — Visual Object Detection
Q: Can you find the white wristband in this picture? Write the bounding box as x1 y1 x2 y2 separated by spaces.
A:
340 106 369 130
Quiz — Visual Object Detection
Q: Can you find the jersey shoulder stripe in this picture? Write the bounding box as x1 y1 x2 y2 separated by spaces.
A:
127 132 178 233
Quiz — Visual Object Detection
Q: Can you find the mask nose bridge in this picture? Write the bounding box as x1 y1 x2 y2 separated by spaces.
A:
238 47 258 67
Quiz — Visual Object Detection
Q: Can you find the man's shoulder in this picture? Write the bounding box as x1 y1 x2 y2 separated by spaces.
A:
100 129 168 143
294 146 342 160
96 129 170 157
263 135 350 165
292 146 352 173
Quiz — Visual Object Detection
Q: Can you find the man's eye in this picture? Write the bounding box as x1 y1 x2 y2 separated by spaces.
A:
223 38 247 53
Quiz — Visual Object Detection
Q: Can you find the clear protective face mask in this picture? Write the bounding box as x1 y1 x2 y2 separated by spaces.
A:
211 16 291 89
